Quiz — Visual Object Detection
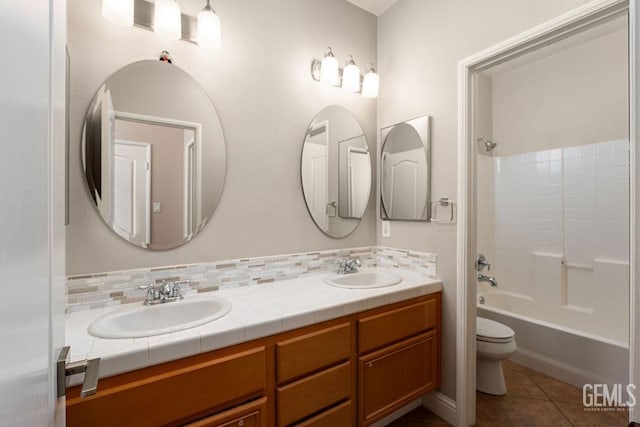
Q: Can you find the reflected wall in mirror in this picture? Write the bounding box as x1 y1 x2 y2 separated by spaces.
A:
301 106 372 238
380 115 431 221
82 60 226 250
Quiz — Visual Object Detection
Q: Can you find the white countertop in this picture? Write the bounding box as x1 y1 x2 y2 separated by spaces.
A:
66 268 442 384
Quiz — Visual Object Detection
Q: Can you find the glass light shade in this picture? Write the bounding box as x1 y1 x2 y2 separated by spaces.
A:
362 70 379 98
154 0 182 40
320 55 339 86
197 7 221 50
341 63 360 92
101 0 134 26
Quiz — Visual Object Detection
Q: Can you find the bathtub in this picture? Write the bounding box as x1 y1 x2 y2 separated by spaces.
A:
478 290 629 388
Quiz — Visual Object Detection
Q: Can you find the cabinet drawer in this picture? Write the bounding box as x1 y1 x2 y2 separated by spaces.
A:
359 332 437 425
67 347 267 427
277 322 351 383
294 400 352 427
186 397 267 427
277 362 351 426
358 296 438 353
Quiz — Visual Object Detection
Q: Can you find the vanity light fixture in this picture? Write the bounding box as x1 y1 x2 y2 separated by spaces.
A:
319 47 340 86
154 0 182 40
341 55 360 92
101 0 134 26
361 63 379 99
311 48 377 98
197 0 221 50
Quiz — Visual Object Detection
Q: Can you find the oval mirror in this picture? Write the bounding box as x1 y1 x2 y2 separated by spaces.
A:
82 60 226 250
380 115 431 221
301 106 372 238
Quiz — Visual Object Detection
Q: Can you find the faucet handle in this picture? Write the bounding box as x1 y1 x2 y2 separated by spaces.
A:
133 283 154 291
476 254 491 272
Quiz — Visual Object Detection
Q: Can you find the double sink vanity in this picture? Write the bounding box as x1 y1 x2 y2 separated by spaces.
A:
65 266 442 426
68 53 441 427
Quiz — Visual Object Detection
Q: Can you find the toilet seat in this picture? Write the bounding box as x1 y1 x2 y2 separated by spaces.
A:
477 317 514 343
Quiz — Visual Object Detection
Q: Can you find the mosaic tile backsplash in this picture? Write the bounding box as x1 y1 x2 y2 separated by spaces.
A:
66 246 438 313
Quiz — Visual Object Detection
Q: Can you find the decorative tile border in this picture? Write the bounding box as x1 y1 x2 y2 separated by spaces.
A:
66 246 438 313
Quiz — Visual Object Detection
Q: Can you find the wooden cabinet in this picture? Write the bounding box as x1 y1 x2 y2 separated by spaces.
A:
294 400 352 427
66 346 267 427
357 293 441 426
186 397 267 427
66 292 440 427
359 332 438 425
276 322 351 383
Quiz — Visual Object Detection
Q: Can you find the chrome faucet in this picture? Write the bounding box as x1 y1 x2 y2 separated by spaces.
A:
336 258 361 275
477 273 498 287
134 280 190 305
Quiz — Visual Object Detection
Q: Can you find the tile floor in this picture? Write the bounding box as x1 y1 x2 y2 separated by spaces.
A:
388 360 630 426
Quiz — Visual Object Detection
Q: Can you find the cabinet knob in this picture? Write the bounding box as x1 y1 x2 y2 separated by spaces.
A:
238 420 244 426
367 362 374 368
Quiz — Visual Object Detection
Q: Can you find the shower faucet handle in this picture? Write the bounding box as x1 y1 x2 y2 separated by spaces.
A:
476 254 491 272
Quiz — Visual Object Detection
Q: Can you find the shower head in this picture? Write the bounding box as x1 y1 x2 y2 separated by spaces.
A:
477 137 497 154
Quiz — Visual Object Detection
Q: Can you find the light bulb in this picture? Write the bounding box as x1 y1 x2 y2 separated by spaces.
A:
101 0 134 27
319 47 339 86
362 64 379 99
154 0 182 40
341 55 360 92
197 2 221 50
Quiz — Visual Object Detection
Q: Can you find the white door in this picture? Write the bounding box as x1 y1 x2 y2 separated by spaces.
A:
302 126 329 231
0 1 66 426
347 148 371 218
381 148 427 219
113 141 151 247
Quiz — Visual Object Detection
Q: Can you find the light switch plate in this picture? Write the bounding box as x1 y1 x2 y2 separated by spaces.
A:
153 202 162 213
382 221 391 237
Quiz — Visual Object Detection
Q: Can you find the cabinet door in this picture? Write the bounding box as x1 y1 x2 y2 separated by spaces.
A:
185 397 267 427
358 331 437 426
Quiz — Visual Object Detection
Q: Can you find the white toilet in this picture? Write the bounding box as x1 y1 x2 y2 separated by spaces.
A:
476 317 517 395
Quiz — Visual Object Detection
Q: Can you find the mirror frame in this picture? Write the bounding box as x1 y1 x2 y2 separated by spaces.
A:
379 115 431 221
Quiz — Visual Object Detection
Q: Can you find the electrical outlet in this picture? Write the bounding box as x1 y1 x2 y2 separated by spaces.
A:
382 220 391 237
153 202 162 213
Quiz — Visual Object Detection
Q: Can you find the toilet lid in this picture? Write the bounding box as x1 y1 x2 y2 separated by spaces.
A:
477 317 514 342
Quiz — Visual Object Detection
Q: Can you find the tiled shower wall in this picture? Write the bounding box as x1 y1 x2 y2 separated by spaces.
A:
478 139 629 325
66 246 438 313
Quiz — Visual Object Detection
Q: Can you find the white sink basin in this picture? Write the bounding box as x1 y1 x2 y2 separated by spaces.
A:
324 269 402 289
88 296 232 339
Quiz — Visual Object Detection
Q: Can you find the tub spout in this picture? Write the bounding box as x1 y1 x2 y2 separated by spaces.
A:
478 273 498 287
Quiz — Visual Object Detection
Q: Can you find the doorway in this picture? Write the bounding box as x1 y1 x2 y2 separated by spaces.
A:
456 1 637 425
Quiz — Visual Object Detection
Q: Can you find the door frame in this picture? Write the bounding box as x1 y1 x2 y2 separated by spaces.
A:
456 1 635 425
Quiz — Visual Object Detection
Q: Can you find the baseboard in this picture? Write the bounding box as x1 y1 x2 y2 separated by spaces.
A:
422 391 457 426
369 399 421 427
512 347 615 388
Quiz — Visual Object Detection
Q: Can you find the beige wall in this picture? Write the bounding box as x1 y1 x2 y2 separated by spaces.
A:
67 0 377 275
491 27 628 156
377 0 593 401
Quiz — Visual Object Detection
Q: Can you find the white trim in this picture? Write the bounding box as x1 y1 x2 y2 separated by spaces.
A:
630 0 639 423
422 391 457 426
457 1 630 426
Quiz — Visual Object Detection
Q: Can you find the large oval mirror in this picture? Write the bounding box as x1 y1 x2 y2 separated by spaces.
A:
301 106 371 238
82 60 226 250
380 115 431 221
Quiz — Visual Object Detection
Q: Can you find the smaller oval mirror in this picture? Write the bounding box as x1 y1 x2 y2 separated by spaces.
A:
380 115 431 221
301 106 372 238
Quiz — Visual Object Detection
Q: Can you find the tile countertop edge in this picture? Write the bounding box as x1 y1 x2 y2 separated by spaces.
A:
66 268 443 386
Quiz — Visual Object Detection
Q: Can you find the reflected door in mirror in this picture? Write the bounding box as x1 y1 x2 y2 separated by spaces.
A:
380 117 431 221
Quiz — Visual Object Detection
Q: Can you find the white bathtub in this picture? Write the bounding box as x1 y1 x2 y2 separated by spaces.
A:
478 290 629 388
